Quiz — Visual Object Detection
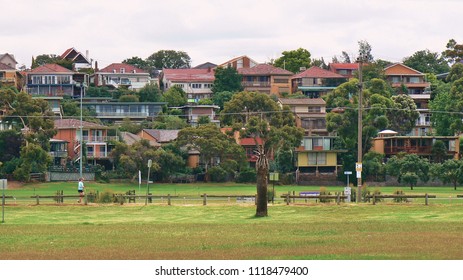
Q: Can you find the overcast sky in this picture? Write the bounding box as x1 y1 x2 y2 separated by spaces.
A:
2 0 462 69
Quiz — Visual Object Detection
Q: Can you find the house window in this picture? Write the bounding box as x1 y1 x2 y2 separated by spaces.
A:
409 77 420 83
192 84 202 89
308 153 326 165
308 106 321 113
120 68 125 73
274 79 288 84
204 84 212 88
32 76 42 84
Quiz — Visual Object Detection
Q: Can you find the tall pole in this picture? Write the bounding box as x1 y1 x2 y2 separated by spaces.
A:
145 159 152 205
79 84 83 178
2 179 5 223
357 60 363 203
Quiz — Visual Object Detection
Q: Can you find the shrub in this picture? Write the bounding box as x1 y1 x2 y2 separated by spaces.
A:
207 166 227 182
393 189 407 203
97 189 115 203
235 169 256 183
319 187 332 203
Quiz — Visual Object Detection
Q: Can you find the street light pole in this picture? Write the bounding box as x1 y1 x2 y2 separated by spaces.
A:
357 60 364 203
79 83 83 178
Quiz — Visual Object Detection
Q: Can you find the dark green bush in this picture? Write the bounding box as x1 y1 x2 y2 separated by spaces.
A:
207 166 227 182
235 169 256 183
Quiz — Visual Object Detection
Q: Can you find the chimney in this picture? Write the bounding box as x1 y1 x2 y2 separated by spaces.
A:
86 50 89 60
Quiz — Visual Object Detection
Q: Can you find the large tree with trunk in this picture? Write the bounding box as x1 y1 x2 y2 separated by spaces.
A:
221 91 303 217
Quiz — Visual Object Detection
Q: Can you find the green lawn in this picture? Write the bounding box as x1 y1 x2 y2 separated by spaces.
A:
0 182 462 260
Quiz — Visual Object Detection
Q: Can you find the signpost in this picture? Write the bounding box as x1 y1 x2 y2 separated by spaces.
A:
269 172 279 204
344 172 352 203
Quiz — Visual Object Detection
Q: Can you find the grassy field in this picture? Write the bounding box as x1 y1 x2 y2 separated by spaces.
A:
0 182 462 260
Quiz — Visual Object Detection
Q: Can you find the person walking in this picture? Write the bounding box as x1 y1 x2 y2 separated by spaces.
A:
78 178 85 203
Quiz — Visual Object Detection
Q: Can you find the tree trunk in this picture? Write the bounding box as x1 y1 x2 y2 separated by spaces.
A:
256 165 268 217
255 146 269 217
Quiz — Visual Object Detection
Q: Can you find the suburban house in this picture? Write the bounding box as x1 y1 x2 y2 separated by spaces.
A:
371 130 459 160
60 47 92 71
25 64 77 97
0 53 18 69
291 66 346 98
296 136 345 181
92 62 151 91
53 119 119 168
161 68 215 102
81 97 166 123
278 98 328 136
0 62 22 89
173 104 220 126
238 64 293 96
328 63 359 79
384 63 432 136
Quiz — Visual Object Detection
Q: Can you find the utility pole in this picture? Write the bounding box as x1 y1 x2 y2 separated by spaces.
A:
356 59 364 203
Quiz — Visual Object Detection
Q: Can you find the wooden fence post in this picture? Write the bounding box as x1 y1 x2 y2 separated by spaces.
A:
286 193 290 205
373 194 376 205
336 193 340 205
36 195 39 205
168 194 171 206
203 194 207 206
425 193 428 206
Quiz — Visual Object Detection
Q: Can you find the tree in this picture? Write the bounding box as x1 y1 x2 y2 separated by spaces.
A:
431 140 448 163
151 114 188 129
212 91 234 110
175 123 247 179
136 83 161 102
122 56 149 71
403 49 450 74
161 85 187 107
430 159 463 190
146 50 191 69
447 63 463 82
387 94 419 135
358 40 374 62
386 153 430 190
211 66 243 94
429 86 457 136
221 91 304 217
273 48 311 73
443 39 463 65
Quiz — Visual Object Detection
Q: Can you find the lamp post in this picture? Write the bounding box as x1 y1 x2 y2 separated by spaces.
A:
357 60 364 203
145 159 152 205
79 83 83 178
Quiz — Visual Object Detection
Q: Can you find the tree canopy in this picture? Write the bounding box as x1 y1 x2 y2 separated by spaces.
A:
403 49 450 74
212 66 243 94
273 48 311 73
146 50 191 69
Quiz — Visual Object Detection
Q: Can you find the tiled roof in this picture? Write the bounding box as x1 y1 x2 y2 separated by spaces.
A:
292 66 344 79
329 63 359 70
142 129 180 143
278 98 326 106
0 62 15 71
163 68 215 82
54 119 108 129
120 132 160 147
99 63 148 74
238 64 293 75
30 64 74 73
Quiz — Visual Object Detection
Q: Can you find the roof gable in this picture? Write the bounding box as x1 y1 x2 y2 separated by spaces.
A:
292 66 345 79
218 55 259 69
0 53 18 64
384 63 424 76
141 129 179 143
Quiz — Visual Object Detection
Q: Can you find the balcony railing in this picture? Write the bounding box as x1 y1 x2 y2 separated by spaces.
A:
96 112 149 117
242 81 270 87
81 136 119 142
49 151 68 158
